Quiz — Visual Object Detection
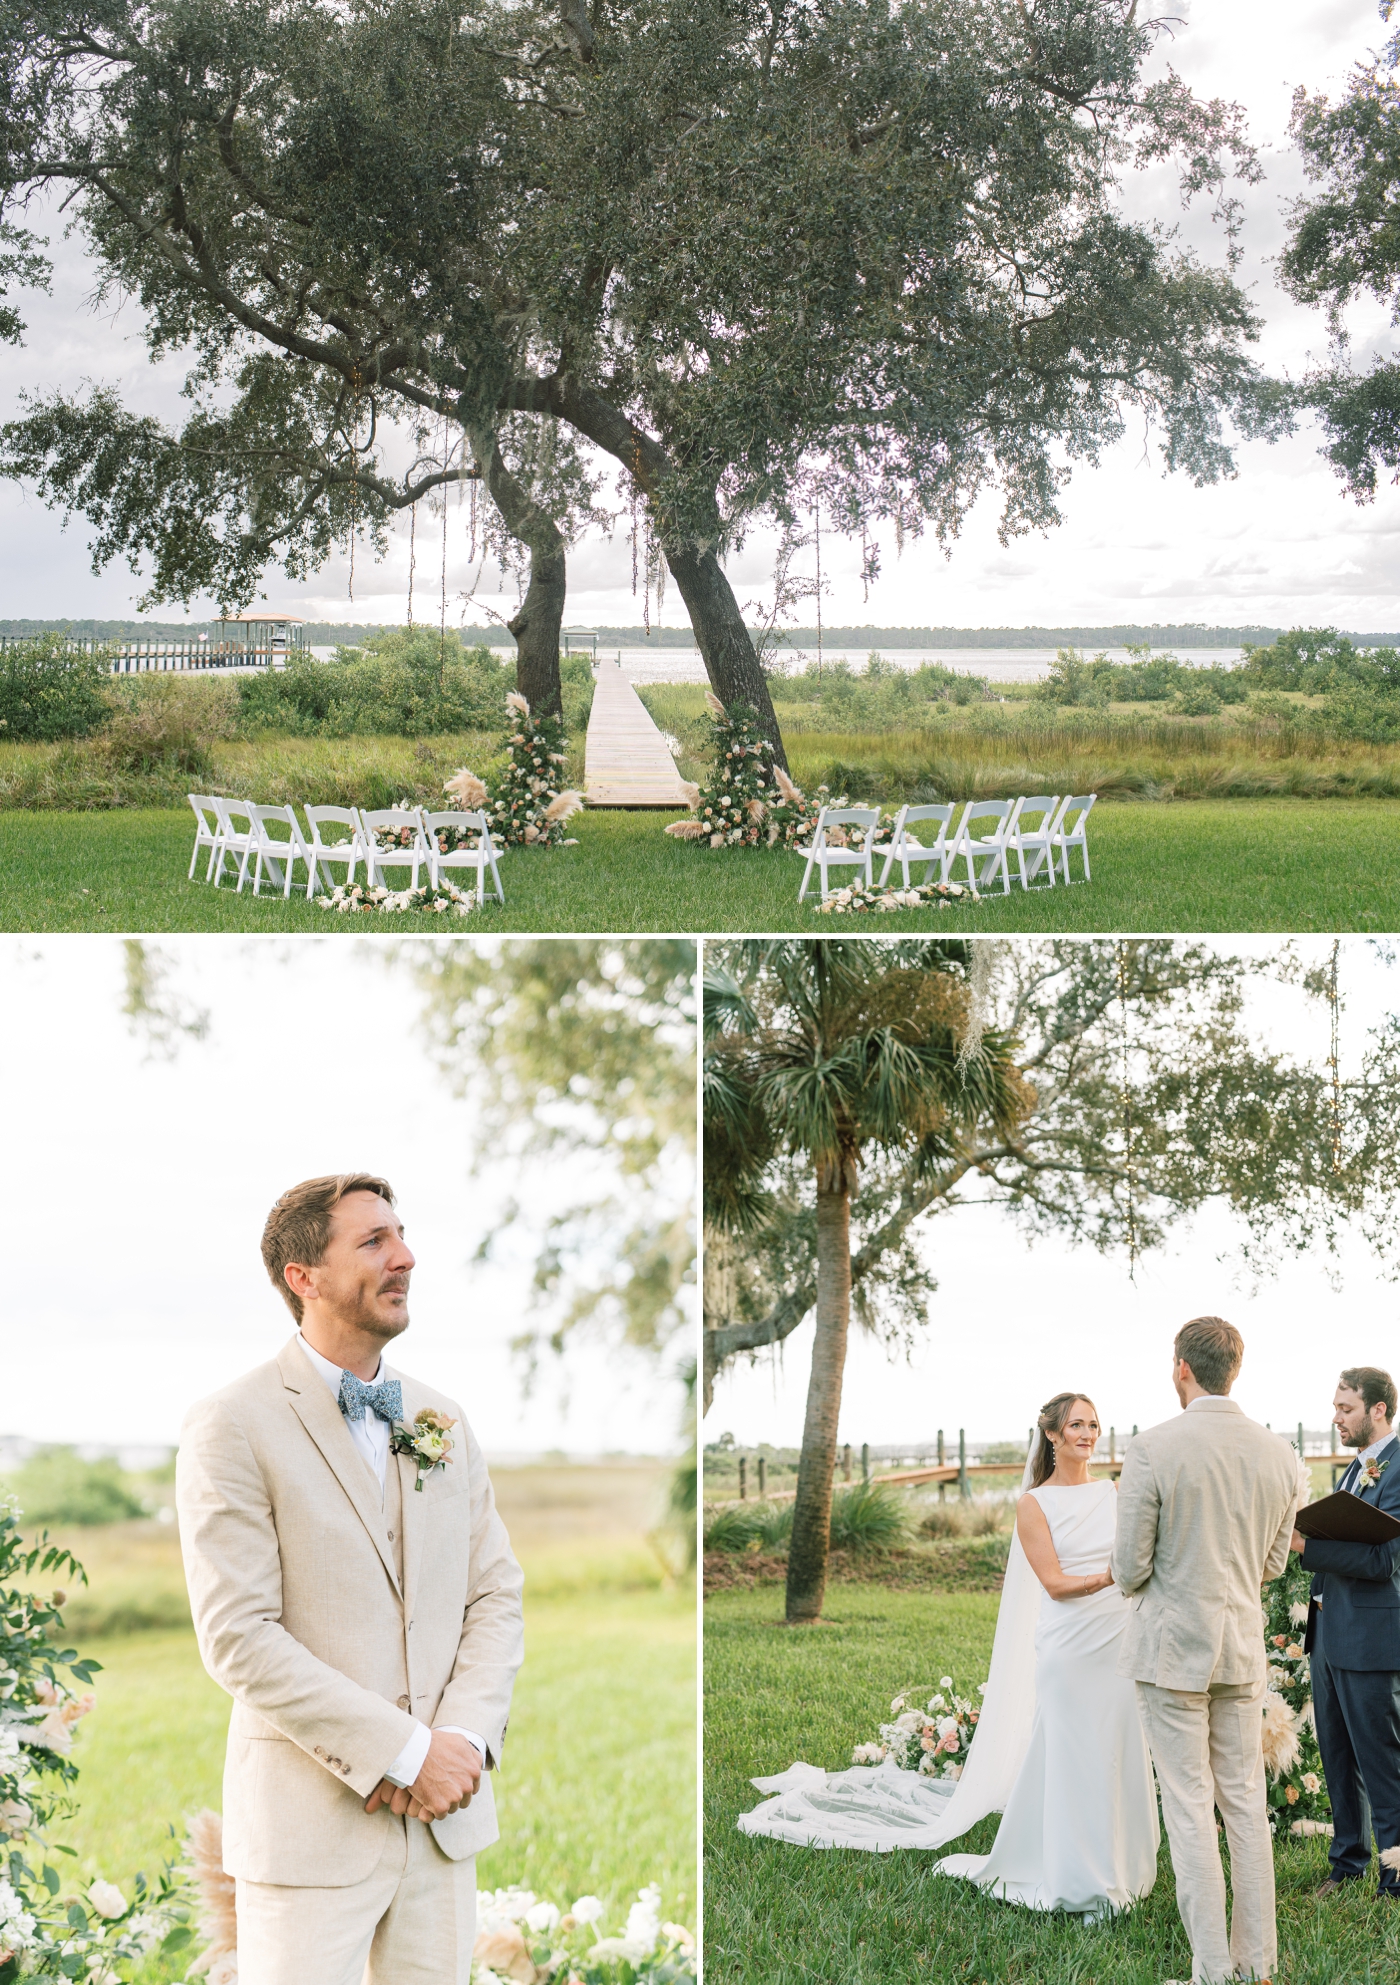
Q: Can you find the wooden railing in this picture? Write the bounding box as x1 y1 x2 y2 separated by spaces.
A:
0 634 301 672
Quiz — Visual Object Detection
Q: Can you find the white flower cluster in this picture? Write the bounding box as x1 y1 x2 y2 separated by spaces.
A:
315 882 475 917
817 879 978 916
472 1882 694 1984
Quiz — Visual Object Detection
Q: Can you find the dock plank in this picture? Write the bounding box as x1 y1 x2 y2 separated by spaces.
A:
584 666 691 809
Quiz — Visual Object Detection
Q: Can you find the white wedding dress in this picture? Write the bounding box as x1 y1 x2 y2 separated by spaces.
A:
737 1475 1160 1920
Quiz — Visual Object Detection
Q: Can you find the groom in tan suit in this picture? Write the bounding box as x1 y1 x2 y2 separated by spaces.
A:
176 1173 525 1985
1112 1317 1299 1985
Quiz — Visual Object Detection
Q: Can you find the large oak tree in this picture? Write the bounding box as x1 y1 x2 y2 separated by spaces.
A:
3 0 1274 755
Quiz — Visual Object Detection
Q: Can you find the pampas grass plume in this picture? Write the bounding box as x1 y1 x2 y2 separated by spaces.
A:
704 690 725 716
185 1809 237 1981
666 820 707 839
1261 1693 1301 1779
773 766 803 805
444 769 488 809
1291 1818 1336 1839
505 690 531 717
544 789 584 823
680 781 701 809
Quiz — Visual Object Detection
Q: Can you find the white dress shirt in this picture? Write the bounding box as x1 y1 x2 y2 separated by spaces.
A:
296 1335 485 1788
1341 1428 1395 1488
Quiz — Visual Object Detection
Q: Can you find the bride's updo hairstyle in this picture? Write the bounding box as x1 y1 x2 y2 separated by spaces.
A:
1031 1392 1099 1487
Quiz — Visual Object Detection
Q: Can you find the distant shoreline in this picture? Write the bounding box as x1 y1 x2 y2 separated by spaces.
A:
7 617 1399 649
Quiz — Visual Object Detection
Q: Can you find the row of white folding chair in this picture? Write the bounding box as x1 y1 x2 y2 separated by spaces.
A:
363 807 505 904
187 797 504 902
876 795 1097 895
796 807 882 901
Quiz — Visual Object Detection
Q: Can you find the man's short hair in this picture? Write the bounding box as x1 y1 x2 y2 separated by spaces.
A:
261 1174 395 1323
1339 1366 1398 1423
1174 1316 1244 1396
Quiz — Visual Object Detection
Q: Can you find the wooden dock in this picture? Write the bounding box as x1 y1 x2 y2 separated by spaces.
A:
584 666 691 809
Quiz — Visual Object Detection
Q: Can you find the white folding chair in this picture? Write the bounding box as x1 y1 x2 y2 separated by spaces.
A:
210 797 258 889
1050 794 1097 883
304 805 368 894
797 806 881 901
877 804 956 888
948 800 1014 895
1007 795 1062 891
186 795 224 882
362 807 429 890
422 810 504 904
245 803 318 898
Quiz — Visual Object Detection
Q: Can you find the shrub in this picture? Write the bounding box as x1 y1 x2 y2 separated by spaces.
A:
0 632 112 740
703 1504 765 1553
828 1481 912 1555
237 629 516 736
918 1502 1008 1540
97 674 238 779
9 1446 147 1525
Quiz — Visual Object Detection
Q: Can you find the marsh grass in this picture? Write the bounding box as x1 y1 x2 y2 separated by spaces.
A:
0 727 557 812
639 683 1400 804
705 1584 1399 1985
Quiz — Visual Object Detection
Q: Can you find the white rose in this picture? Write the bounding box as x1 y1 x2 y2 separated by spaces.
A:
524 1901 559 1934
87 1881 127 1919
571 1895 605 1925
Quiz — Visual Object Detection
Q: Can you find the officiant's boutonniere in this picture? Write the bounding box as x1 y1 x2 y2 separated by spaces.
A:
1361 1455 1392 1489
389 1409 456 1491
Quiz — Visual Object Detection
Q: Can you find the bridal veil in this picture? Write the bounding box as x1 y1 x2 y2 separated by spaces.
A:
736 1456 1041 1852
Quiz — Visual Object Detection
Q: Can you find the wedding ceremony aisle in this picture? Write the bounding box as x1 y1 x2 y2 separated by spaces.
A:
584 667 693 808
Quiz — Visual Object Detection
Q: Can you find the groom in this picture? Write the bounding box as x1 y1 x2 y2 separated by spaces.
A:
1292 1365 1400 1899
1112 1317 1299 1985
176 1173 525 1985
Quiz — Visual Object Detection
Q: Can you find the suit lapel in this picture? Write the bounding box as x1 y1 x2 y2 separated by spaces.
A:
1357 1435 1399 1502
389 1366 427 1624
277 1338 401 1598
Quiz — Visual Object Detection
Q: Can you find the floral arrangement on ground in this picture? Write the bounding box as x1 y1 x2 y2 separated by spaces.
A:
315 880 478 917
849 1677 988 1780
816 880 978 916
444 692 582 849
1260 1548 1333 1838
663 698 829 849
472 1882 695 1985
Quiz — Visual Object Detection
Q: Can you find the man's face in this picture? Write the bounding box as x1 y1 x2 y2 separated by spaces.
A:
1334 1383 1381 1449
294 1191 415 1339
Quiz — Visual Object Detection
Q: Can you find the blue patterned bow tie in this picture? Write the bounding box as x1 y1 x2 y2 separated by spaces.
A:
338 1372 403 1425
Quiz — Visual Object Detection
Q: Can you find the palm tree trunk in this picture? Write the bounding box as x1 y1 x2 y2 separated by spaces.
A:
785 1168 852 1622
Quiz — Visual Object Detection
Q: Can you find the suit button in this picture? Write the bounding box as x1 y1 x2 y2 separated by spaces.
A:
387 1529 395 1541
397 1694 411 1710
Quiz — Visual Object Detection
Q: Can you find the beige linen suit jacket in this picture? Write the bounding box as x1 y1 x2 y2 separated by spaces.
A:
176 1337 524 1887
1111 1395 1298 1691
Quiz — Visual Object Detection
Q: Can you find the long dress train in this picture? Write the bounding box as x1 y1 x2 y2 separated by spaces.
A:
736 1476 1159 1920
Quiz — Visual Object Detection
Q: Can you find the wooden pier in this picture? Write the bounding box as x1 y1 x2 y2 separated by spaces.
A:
584 665 691 808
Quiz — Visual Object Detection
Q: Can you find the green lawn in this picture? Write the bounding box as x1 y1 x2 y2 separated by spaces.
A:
3 797 1399 931
705 1584 1400 1985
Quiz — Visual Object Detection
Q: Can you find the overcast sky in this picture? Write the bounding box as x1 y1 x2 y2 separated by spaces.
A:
2 938 691 1457
3 2 1400 633
708 937 1400 1452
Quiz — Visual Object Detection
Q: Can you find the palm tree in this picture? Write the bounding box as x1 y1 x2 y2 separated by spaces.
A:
704 940 1028 1623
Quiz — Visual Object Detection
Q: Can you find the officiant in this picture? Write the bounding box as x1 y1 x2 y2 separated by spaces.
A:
1292 1366 1400 1900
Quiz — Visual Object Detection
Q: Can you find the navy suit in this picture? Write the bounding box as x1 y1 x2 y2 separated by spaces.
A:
1301 1435 1400 1892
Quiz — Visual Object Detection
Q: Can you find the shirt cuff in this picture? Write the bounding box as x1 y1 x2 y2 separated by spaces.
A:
383 1720 432 1790
382 1723 487 1789
438 1725 488 1766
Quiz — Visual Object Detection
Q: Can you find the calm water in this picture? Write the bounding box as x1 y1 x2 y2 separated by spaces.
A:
597 644 1248 687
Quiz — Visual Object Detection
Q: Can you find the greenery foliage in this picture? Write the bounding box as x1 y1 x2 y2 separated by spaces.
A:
0 1503 191 1981
8 1454 147 1530
236 632 516 737
1263 1549 1332 1838
0 636 110 743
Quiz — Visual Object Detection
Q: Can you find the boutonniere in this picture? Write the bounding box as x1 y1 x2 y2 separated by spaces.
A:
1361 1455 1392 1489
389 1409 456 1491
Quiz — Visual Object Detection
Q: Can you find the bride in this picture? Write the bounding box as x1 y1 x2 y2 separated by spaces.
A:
736 1391 1160 1919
